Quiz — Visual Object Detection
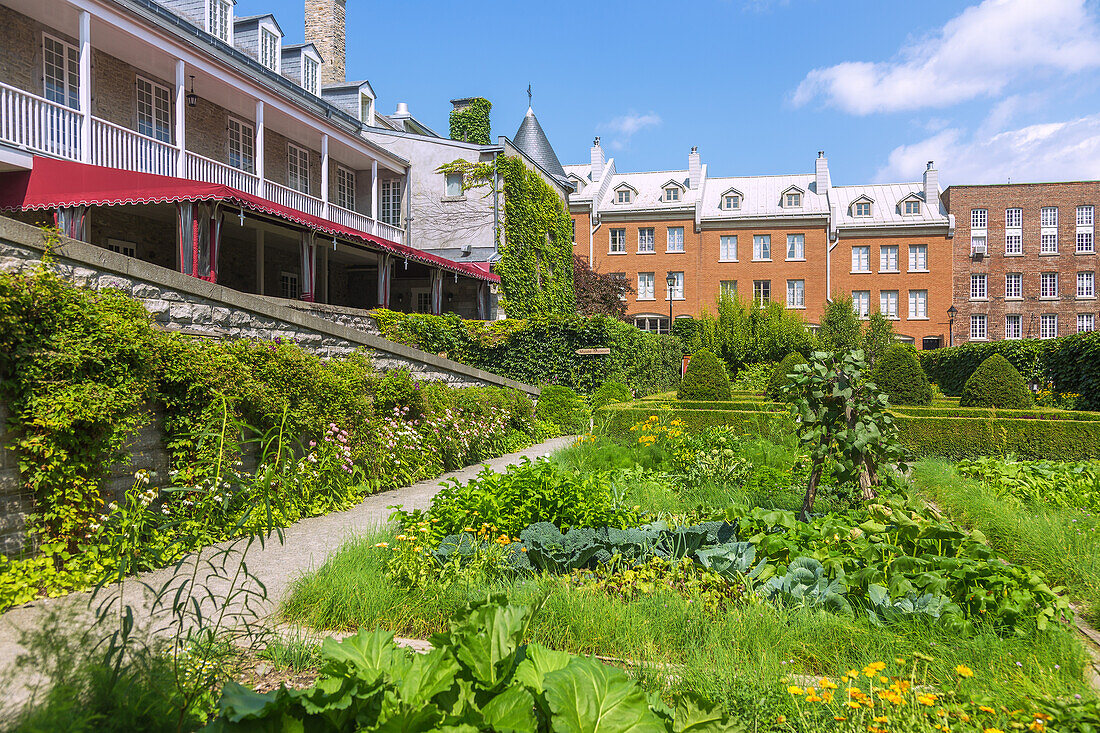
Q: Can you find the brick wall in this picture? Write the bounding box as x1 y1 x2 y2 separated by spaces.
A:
0 7 44 94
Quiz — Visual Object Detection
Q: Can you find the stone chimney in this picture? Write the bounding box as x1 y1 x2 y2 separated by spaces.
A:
815 151 831 194
305 0 345 86
923 161 939 208
688 146 701 190
591 137 605 182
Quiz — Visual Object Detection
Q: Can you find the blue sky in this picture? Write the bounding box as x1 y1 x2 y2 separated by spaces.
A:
242 0 1100 186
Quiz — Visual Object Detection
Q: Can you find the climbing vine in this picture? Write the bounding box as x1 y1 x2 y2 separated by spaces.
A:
448 98 492 145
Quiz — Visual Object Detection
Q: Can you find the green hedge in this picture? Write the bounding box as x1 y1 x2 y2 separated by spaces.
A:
891 406 1100 421
596 405 793 439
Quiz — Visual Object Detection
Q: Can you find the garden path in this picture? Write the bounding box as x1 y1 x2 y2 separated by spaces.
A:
0 435 573 704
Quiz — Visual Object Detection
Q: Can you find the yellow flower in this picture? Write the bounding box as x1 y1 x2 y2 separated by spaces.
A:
873 716 890 724
806 695 822 703
879 676 889 683
846 701 862 709
787 686 804 695
984 729 1006 733
820 677 838 690
956 664 974 678
822 691 834 703
847 669 861 679
373 542 389 548
834 716 848 722
918 694 938 707
776 716 787 724
979 707 996 714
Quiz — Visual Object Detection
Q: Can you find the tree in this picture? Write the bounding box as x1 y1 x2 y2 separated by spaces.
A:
818 298 862 353
572 256 632 318
782 350 908 520
861 311 896 368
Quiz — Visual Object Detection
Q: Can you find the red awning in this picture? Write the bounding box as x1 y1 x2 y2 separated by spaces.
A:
0 157 499 283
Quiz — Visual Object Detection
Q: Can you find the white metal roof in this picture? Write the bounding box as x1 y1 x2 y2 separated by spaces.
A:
700 174 829 220
563 164 592 200
831 183 949 228
593 169 702 212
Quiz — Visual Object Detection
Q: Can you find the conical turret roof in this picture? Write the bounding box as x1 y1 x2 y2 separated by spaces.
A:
513 107 567 180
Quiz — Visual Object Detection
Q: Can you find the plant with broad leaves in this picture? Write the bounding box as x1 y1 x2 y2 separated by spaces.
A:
781 350 908 519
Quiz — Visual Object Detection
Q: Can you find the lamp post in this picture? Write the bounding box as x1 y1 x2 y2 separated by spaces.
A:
666 272 676 335
947 305 958 347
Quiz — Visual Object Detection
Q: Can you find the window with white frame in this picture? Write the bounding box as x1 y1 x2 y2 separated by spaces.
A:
753 234 771 260
638 228 655 253
43 34 79 109
260 28 279 71
723 193 740 210
444 172 463 198
1078 205 1094 226
904 199 921 215
336 166 355 210
785 192 801 207
280 271 298 300
753 280 771 305
610 272 626 299
227 117 254 172
1079 271 1095 298
413 291 432 314
360 94 373 124
609 228 626 253
880 245 899 272
380 179 402 227
667 271 684 300
854 201 871 217
287 143 309 194
1005 207 1021 228
1041 206 1059 227
970 274 987 299
616 188 631 204
1041 272 1059 299
970 314 987 340
880 290 899 318
1005 273 1022 299
852 290 870 318
787 233 805 260
787 279 805 309
1041 313 1058 339
208 0 231 42
971 209 987 229
719 235 737 261
720 280 737 299
1078 206 1095 253
667 227 685 252
1004 207 1022 255
908 290 927 319
665 187 680 202
852 245 870 272
1006 314 1022 340
633 316 668 334
908 244 928 271
1041 232 1059 254
136 77 171 143
1078 231 1095 253
637 272 655 300
1080 313 1096 333
302 55 320 96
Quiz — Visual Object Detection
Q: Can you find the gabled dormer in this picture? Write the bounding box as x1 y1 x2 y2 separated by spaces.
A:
569 173 587 193
899 192 924 216
281 43 324 97
660 179 686 203
850 194 874 218
613 182 638 205
780 185 804 209
233 14 283 72
321 80 376 125
718 187 743 211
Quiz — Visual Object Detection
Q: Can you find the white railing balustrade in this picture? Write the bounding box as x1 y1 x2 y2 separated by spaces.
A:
266 180 324 218
327 202 404 243
0 82 81 160
185 151 259 195
90 118 175 176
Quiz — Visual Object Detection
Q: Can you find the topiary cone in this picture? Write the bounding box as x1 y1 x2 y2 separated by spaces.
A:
959 353 1033 409
678 349 732 400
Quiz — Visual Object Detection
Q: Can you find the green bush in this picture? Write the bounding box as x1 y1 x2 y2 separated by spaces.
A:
731 361 775 392
535 385 589 433
959 354 1033 409
677 296 814 374
817 297 862 353
589 380 633 410
678 349 732 400
766 352 808 401
870 344 932 406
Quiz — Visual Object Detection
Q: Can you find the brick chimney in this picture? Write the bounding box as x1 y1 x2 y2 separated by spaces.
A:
923 161 939 208
815 151 831 194
305 0 345 86
688 146 701 190
591 137 604 182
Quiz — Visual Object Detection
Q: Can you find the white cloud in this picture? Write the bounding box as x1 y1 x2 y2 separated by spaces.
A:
875 115 1100 184
793 0 1100 114
601 112 661 150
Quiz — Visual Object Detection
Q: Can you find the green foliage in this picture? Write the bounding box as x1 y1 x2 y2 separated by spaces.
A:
861 311 896 367
766 352 808 401
447 97 491 144
730 361 774 393
959 354 1033 409
590 380 633 410
536 384 589 432
680 295 814 374
567 555 745 611
956 457 1100 512
870 344 932 406
816 297 862 353
678 349 732 401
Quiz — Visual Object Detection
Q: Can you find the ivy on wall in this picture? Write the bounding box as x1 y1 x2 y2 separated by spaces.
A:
448 98 492 145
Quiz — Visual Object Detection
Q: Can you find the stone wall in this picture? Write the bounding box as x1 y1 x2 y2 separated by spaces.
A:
0 404 31 556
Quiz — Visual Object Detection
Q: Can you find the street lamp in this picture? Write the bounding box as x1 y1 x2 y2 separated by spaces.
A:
666 272 677 335
947 305 958 347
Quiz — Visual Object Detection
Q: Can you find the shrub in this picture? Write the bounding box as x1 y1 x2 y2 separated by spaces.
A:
678 349 732 400
870 344 932 406
589 380 633 410
861 311 896 367
679 297 814 374
535 385 589 433
766 352 808 401
731 361 775 393
817 297 862 353
959 354 1033 409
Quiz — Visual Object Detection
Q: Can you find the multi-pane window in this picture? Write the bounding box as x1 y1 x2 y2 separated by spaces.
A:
908 244 928 271
303 56 320 96
335 166 355 210
667 227 685 252
136 77 171 142
638 228 655 253
852 246 870 272
43 35 79 109
280 271 299 300
287 144 309 194
445 172 463 197
852 290 870 318
854 201 871 217
971 209 988 229
1041 314 1058 339
1080 314 1096 333
1078 231 1095 253
786 279 805 309
1041 232 1059 254
1005 314 1022 340
719 235 737 261
908 290 927 319
260 28 279 70
415 292 432 314
753 234 771 260
609 228 626 253
1078 205 1095 253
665 187 680 202
753 280 771 305
360 94 373 123
786 234 805 260
880 245 899 272
720 280 737 298
208 0 231 41
227 117 255 172
1005 273 1022 299
616 189 631 204
970 314 987 340
1078 205 1094 226
785 192 801 207
880 290 899 319
1005 207 1022 255
970 274 987 299
667 272 684 300
1005 208 1022 228
1079 271 1095 298
637 272 655 300
611 272 626 299
1041 272 1059 299
1041 207 1058 227
904 199 921 215
723 194 740 210
380 179 402 227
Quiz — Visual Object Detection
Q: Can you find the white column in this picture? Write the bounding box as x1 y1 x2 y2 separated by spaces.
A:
320 243 329 303
255 100 265 199
255 228 265 295
174 60 186 177
78 11 91 163
320 134 330 219
370 160 378 220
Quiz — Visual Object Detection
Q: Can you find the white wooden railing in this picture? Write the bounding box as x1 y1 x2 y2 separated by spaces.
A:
266 180 325 218
0 82 81 160
327 202 404 242
185 151 259 195
90 118 175 176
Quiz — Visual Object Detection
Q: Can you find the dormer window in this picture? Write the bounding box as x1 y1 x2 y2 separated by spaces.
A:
904 199 921 215
260 28 279 71
724 194 740 209
665 187 680 202
208 0 231 42
854 201 871 217
616 188 632 204
302 55 319 96
785 192 801 208
360 93 374 124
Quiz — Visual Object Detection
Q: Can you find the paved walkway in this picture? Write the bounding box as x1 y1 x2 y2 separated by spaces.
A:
0 436 573 698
